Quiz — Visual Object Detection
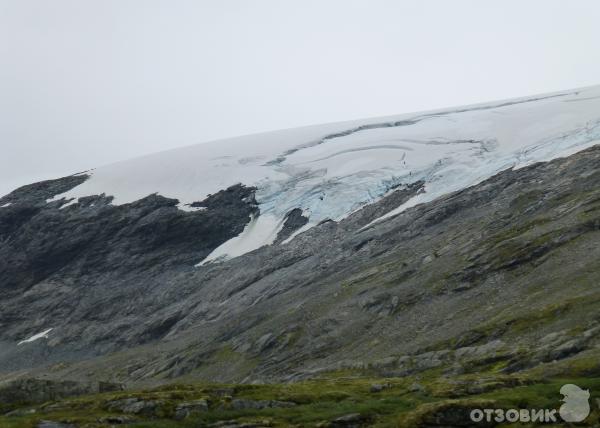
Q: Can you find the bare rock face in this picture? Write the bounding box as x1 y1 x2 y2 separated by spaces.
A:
0 378 123 405
0 178 259 371
174 399 209 420
230 399 296 410
0 177 257 291
274 208 309 244
105 397 164 415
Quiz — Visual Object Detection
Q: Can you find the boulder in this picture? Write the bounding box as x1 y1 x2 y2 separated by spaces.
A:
174 399 209 420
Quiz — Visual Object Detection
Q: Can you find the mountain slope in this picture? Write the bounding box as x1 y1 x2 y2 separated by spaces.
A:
1 86 600 414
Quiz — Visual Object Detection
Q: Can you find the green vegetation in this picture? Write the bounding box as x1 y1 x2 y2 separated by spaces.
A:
2 361 599 427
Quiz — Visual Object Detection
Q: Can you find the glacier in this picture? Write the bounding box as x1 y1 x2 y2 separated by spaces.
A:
47 85 600 264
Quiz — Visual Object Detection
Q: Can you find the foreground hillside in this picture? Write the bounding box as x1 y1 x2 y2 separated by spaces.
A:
1 352 599 427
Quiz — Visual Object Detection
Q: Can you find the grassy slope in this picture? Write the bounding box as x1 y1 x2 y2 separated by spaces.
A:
2 352 599 427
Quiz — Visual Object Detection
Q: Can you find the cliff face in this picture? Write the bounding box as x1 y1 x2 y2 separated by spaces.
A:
1 144 600 387
0 178 260 371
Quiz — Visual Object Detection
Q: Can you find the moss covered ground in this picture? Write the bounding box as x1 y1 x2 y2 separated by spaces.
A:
2 360 599 427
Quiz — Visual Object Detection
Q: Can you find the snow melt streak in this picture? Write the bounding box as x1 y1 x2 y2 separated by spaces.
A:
17 328 53 346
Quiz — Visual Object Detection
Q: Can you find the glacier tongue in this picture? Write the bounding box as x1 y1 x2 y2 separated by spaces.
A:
47 86 600 263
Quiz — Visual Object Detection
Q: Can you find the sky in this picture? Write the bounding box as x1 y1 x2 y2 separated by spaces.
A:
1 0 600 197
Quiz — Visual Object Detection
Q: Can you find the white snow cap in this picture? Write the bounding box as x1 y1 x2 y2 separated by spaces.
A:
17 328 53 346
48 86 600 263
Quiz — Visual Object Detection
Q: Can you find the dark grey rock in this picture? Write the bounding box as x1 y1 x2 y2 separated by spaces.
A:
331 413 367 427
275 208 309 244
0 378 122 405
106 397 163 415
369 383 391 393
4 407 37 417
97 415 136 424
230 398 295 410
174 399 209 420
418 402 498 427
0 180 258 372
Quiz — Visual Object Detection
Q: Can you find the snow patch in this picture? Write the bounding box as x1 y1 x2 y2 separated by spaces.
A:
177 203 207 212
17 328 53 346
197 214 284 265
59 198 79 209
281 222 314 244
0 202 11 208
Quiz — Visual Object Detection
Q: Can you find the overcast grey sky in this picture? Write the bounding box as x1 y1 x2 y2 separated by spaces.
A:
1 0 600 196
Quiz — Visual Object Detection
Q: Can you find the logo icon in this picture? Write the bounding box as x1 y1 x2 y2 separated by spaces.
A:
559 384 590 423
